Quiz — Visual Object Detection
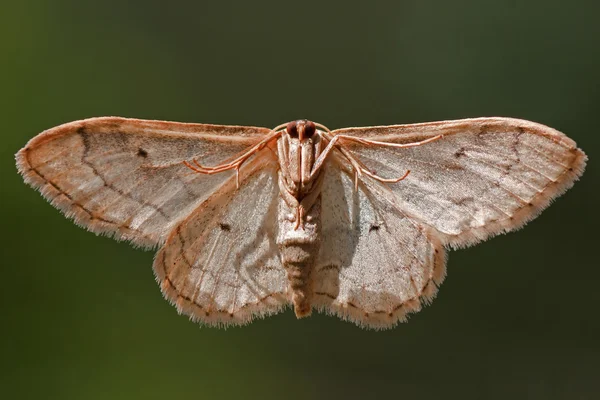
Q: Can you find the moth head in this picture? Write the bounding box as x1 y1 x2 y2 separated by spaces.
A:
286 119 316 141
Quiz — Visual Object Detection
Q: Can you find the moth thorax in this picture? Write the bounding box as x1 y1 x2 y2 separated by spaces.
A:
277 126 323 194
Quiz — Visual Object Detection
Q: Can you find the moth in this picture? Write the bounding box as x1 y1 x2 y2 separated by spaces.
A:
16 117 586 329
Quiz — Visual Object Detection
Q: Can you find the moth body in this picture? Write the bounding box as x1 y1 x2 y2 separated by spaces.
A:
275 120 326 317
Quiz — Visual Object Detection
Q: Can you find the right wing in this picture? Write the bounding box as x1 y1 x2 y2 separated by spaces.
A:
313 160 446 329
331 118 586 248
154 156 289 326
16 117 271 248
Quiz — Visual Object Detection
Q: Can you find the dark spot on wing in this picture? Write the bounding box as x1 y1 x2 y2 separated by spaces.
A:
137 148 148 158
454 147 466 158
369 224 380 232
219 223 231 232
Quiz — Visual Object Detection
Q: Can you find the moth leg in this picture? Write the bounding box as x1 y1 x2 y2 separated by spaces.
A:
185 130 281 173
183 130 282 187
342 148 410 187
311 135 365 180
311 133 438 185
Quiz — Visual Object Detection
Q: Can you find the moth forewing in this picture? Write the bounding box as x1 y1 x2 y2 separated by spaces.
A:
330 117 586 248
16 117 272 248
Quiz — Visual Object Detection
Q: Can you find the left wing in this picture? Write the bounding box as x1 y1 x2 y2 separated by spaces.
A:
16 117 271 248
154 155 289 326
331 117 586 248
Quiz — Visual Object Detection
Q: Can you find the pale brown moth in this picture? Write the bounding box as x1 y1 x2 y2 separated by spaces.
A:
16 117 586 329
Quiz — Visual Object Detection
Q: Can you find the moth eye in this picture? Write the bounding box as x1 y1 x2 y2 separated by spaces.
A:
286 121 298 138
303 121 316 138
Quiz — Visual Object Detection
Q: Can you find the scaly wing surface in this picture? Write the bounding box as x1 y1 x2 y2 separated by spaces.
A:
154 155 289 326
313 162 446 329
16 117 271 247
332 117 586 247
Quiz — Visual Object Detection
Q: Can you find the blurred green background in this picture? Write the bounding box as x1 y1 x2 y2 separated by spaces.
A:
2 1 599 399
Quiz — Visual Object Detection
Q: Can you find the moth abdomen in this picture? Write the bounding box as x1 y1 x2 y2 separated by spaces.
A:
277 197 322 318
283 255 314 317
279 236 319 318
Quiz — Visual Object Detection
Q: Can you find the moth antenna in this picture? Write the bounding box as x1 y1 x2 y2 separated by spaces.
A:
271 122 290 132
314 122 331 133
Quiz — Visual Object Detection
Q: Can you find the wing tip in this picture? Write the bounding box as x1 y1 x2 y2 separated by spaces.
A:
441 147 587 250
16 147 160 250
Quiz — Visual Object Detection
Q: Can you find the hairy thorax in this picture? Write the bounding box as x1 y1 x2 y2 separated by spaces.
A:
275 122 325 317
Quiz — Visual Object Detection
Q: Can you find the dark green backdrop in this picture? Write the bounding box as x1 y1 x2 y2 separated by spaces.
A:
2 1 598 399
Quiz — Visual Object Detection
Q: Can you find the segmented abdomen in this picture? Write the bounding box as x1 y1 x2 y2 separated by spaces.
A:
276 198 321 317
